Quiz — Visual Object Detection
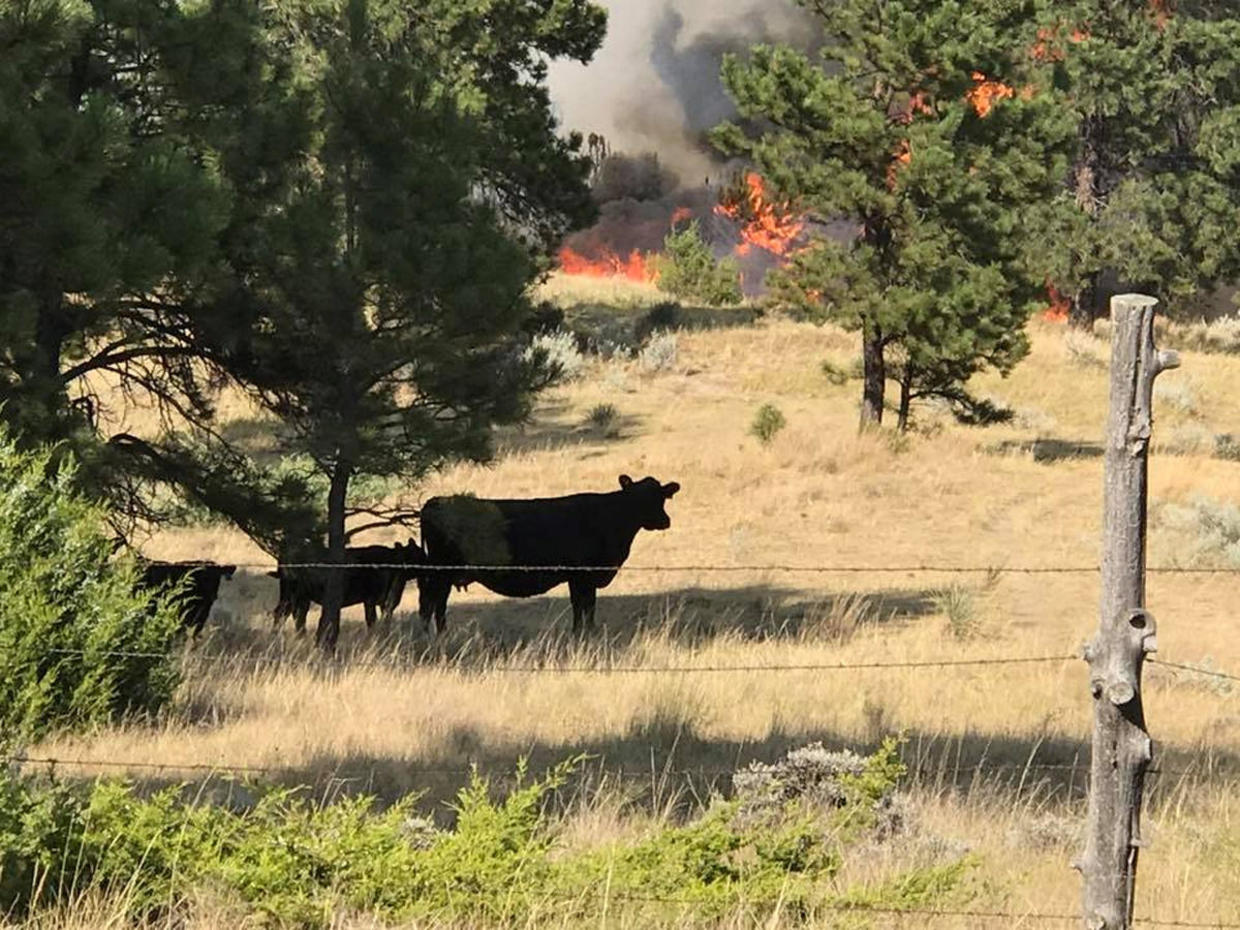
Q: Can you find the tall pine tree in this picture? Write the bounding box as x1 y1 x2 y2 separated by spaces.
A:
1028 1 1240 326
0 0 238 446
714 1 1074 429
202 0 605 647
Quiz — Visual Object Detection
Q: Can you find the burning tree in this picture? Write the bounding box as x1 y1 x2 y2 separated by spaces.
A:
713 1 1074 429
1027 1 1240 326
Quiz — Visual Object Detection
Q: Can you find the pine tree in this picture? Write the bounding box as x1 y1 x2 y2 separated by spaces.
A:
1026 1 1240 326
0 0 238 446
202 0 605 647
713 1 1074 429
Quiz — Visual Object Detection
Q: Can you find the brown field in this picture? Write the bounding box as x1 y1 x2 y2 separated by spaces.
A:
20 274 1240 928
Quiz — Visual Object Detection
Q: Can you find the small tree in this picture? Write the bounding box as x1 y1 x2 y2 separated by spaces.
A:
209 0 604 647
714 1 1073 429
0 428 182 740
654 221 743 306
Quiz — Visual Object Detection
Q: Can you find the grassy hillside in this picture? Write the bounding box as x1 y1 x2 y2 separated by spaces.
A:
20 274 1240 928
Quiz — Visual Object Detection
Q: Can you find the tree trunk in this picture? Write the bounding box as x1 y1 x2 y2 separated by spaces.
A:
316 458 352 651
1070 129 1102 330
896 367 913 432
15 297 71 443
1071 270 1100 330
860 323 885 429
1079 294 1178 929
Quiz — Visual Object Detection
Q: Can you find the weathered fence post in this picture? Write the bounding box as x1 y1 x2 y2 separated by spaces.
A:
1079 294 1178 929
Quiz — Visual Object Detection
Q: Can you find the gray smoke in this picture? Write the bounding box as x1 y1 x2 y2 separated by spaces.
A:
548 0 815 185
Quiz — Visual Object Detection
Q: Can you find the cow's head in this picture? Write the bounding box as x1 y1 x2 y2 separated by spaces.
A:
394 539 427 577
619 474 680 530
267 569 295 623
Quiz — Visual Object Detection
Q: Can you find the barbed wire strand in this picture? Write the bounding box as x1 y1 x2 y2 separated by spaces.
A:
1148 658 1240 683
46 648 1240 682
46 649 1081 674
148 559 1240 574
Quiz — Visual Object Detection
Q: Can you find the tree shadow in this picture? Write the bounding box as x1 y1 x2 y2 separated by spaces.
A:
564 302 760 352
90 720 1240 822
369 583 941 656
985 438 1104 463
193 582 942 677
492 399 646 458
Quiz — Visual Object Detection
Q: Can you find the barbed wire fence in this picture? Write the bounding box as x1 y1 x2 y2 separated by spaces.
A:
29 474 1240 924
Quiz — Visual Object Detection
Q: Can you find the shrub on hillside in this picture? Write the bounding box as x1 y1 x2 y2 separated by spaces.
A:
1163 315 1240 355
0 743 973 926
639 331 679 372
0 431 182 739
525 330 586 383
653 221 743 306
750 403 786 445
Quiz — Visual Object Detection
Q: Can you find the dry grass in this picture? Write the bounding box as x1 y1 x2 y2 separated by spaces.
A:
28 274 1240 927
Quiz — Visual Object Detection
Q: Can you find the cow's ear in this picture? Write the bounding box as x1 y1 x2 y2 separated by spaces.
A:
619 474 634 489
663 481 681 498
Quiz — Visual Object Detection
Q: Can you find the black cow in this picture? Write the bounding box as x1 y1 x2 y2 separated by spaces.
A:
417 474 680 636
269 541 424 633
138 560 237 635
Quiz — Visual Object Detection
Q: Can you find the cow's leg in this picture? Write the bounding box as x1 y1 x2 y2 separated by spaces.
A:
364 600 377 629
569 582 597 636
189 606 208 637
419 577 450 638
294 598 309 635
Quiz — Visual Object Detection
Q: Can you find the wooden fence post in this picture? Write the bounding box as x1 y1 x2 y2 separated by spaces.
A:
1079 294 1178 929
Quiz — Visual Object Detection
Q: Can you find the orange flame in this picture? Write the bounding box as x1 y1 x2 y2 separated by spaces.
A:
557 246 653 281
1041 282 1070 323
671 206 694 226
713 173 805 257
966 71 1014 117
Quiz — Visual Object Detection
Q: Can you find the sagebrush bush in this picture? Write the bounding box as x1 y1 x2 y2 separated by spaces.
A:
1157 495 1240 566
1154 379 1200 417
639 331 679 372
0 431 182 740
1164 315 1240 355
653 221 743 307
525 330 586 382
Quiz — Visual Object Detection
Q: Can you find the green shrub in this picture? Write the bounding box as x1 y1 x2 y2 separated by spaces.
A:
0 744 974 927
653 221 743 307
750 403 787 445
0 430 182 740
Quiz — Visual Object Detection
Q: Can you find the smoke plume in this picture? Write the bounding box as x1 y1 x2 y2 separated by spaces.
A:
548 0 815 185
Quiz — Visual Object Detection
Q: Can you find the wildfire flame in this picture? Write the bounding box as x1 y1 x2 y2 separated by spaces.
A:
557 246 653 282
1042 282 1070 323
966 72 1015 118
714 173 805 257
